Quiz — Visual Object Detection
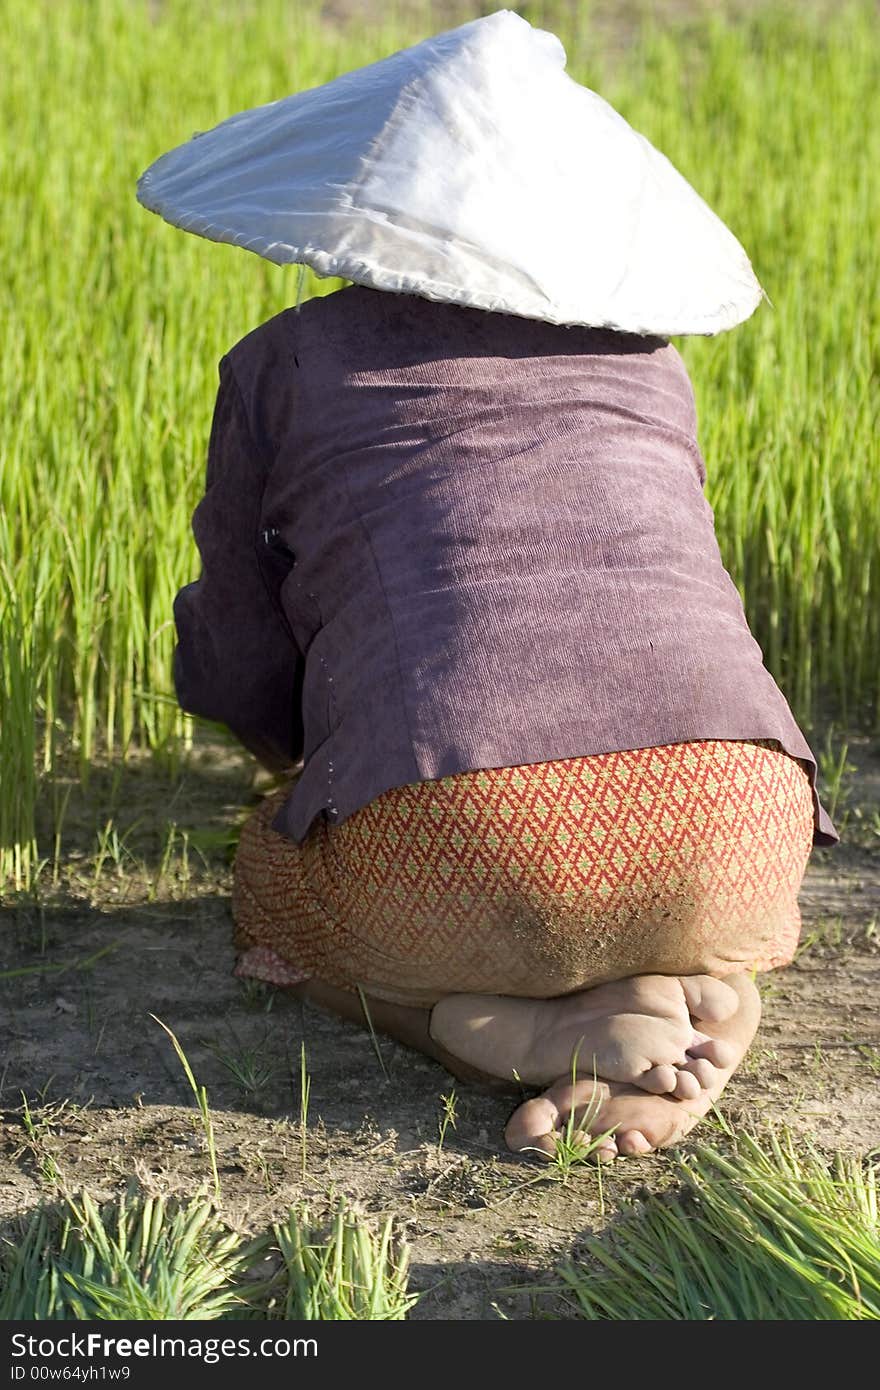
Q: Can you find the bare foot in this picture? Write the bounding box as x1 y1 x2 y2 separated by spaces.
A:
504 972 760 1160
429 973 740 1097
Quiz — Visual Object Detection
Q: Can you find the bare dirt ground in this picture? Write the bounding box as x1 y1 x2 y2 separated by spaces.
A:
1 730 878 1319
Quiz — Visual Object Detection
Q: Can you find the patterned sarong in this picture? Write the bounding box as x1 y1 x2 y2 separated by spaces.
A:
233 740 815 1007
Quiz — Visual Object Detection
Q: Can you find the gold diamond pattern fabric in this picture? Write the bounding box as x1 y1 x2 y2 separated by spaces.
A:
233 740 814 1007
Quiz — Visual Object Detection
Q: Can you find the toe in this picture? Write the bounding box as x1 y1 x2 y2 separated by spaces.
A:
616 1128 654 1155
672 1068 703 1100
579 978 761 1160
595 1137 619 1162
504 1077 610 1158
686 1035 739 1070
678 974 741 1024
504 1095 561 1156
679 1056 718 1090
637 1063 679 1095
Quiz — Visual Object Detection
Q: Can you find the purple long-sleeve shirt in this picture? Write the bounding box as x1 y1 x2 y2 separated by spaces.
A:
173 285 836 846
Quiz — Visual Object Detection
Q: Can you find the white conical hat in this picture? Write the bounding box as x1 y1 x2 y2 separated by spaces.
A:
137 9 763 336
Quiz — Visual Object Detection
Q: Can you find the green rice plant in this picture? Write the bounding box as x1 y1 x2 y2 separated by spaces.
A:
816 726 857 823
148 822 192 901
150 1015 221 1200
298 1040 311 1181
0 940 120 983
264 1200 418 1320
0 1191 252 1320
2 0 879 890
356 985 391 1080
17 1094 65 1186
558 1130 880 1320
203 1026 279 1100
437 1087 458 1152
549 1093 615 1185
91 817 139 886
19 1091 40 1145
0 563 40 892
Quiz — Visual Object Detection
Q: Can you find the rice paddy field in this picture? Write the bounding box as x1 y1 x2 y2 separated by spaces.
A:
1 0 879 1323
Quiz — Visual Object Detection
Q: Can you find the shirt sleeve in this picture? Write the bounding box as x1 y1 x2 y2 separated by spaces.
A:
172 355 304 773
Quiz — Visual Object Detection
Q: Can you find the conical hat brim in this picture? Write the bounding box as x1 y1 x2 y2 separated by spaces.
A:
136 9 763 336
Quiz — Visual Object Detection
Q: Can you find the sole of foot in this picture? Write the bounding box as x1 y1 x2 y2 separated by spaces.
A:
504 972 761 1160
431 971 742 1095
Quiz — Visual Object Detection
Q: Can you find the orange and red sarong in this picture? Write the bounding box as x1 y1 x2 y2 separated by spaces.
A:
233 739 815 1008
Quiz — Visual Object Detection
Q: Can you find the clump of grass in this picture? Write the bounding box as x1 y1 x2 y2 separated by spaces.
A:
549 1090 615 1186
18 1093 64 1187
0 1190 417 1322
515 1049 617 1182
0 1191 252 1320
263 1200 418 1320
203 1025 279 1100
558 1131 880 1320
